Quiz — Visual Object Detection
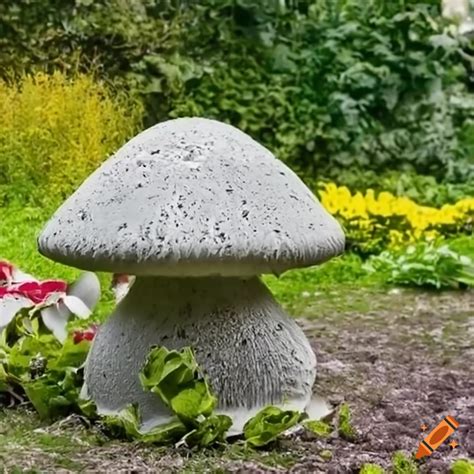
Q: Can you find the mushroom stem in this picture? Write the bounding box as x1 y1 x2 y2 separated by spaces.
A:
85 276 316 434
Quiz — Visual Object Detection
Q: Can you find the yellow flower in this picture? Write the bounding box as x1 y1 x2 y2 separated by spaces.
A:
317 182 472 252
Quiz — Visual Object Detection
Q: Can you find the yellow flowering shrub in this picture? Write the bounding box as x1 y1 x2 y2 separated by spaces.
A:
319 183 474 254
0 72 143 206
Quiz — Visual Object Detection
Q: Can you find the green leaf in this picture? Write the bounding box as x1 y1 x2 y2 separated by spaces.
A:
184 414 233 447
360 463 385 474
5 333 90 419
244 406 301 447
51 339 89 370
451 459 474 474
140 346 216 423
103 404 142 439
104 404 187 444
0 363 10 392
170 381 216 421
23 377 72 419
303 419 333 437
392 451 418 474
140 346 197 402
338 403 357 441
7 334 59 379
142 417 188 444
78 397 98 419
366 240 474 289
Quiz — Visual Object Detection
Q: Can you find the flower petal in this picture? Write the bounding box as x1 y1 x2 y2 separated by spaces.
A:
0 296 34 329
11 268 37 284
40 280 68 294
68 272 101 312
62 295 92 319
15 281 44 303
41 292 64 307
40 305 69 343
0 261 13 283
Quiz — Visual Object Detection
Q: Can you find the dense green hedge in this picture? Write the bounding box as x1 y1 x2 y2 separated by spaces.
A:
1 0 474 182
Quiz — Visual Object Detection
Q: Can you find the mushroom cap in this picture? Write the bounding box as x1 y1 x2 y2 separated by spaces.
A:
38 118 344 276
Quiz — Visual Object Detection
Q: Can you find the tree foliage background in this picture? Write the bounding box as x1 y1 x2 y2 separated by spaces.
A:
1 0 474 183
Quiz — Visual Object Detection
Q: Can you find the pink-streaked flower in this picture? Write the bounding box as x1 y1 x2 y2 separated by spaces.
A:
4 280 68 304
0 260 37 286
73 324 99 344
0 261 13 284
0 263 101 343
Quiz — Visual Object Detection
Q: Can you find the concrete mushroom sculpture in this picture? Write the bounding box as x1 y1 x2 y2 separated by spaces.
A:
38 118 344 433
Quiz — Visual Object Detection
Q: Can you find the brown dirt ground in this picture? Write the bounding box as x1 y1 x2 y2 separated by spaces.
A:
293 289 474 473
1 289 473 473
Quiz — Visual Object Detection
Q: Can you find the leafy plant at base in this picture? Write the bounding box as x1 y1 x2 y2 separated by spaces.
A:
19 339 90 419
360 464 385 474
303 419 333 438
103 404 188 445
392 451 418 474
338 403 357 441
243 406 302 447
451 459 474 474
365 241 474 289
0 261 337 451
105 346 232 447
1 333 91 419
107 346 303 448
139 346 216 422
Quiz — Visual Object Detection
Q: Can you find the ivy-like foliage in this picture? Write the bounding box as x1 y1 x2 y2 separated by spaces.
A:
1 0 473 181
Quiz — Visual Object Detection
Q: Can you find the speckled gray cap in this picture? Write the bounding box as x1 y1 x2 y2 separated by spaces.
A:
38 118 344 276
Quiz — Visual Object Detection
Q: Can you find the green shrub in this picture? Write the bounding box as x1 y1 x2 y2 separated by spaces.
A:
1 1 473 182
170 1 474 182
365 239 474 288
323 171 474 207
0 71 142 206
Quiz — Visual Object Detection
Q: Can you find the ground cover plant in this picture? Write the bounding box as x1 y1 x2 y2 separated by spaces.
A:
365 240 474 289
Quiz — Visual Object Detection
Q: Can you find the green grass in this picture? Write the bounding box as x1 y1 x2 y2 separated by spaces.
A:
0 407 94 471
264 252 380 311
